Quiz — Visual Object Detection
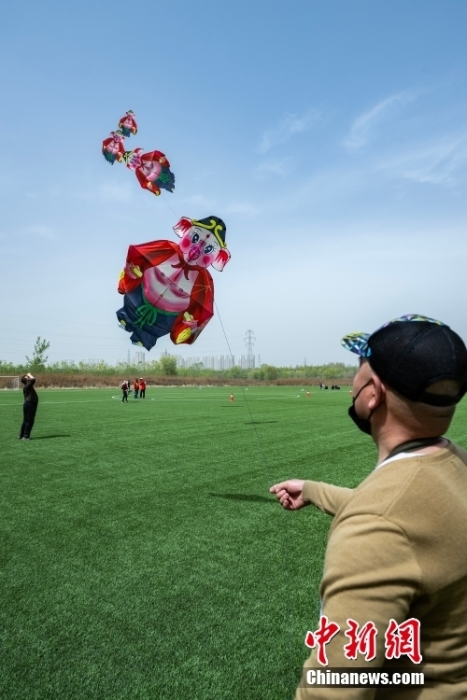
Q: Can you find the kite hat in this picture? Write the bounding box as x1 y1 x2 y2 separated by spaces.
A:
193 216 227 248
341 314 467 406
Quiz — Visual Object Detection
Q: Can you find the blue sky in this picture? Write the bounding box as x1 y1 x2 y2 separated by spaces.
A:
1 0 467 367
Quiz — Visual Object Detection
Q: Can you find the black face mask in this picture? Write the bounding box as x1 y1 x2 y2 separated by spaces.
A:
348 379 374 435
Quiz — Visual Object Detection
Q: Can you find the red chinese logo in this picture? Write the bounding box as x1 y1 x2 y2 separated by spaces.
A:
344 619 378 662
385 618 422 664
304 617 422 666
305 615 340 666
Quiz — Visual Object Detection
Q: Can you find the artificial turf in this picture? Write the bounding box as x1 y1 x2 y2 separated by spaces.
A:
2 386 467 699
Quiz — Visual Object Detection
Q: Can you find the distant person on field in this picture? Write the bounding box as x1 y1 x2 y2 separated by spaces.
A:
121 380 129 402
133 378 139 399
139 378 146 398
19 373 39 440
270 314 467 699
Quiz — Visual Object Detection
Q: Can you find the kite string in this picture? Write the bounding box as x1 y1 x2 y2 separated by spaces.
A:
160 191 297 689
160 192 179 219
213 301 296 690
213 301 275 477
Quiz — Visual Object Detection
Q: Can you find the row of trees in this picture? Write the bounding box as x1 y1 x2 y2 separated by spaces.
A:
1 338 357 381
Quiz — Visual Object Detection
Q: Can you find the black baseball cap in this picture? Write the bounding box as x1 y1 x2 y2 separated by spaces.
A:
341 314 467 406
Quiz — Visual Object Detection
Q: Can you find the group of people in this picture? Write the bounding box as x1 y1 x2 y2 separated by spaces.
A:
17 374 150 437
121 378 146 402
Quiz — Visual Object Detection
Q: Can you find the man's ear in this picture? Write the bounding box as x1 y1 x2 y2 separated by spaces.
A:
369 374 386 410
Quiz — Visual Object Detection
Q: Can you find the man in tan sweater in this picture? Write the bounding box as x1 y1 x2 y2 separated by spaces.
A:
271 314 467 699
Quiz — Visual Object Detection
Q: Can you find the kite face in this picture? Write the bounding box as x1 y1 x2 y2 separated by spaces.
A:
174 216 230 271
116 216 230 351
179 225 220 267
140 158 162 181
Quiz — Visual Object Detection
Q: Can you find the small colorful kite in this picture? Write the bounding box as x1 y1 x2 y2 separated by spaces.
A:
116 216 230 350
118 110 138 137
123 149 175 196
101 111 175 194
102 130 126 164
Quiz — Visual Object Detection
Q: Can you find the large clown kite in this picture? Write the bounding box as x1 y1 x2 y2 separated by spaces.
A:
117 216 230 350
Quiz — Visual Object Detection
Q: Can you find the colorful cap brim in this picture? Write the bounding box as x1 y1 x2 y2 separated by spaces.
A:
341 332 371 357
341 315 445 358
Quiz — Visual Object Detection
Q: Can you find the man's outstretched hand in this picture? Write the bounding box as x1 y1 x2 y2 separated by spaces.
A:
269 480 306 510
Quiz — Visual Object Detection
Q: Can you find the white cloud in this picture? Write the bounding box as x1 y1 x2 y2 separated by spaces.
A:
258 109 321 154
344 91 419 151
377 134 467 185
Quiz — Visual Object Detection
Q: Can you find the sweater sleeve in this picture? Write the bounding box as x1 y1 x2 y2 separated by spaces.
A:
296 513 421 700
302 481 353 516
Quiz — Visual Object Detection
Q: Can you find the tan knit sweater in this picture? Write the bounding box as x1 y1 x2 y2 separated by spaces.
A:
296 441 467 699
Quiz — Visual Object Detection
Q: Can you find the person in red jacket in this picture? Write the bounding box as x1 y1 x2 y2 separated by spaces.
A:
139 378 146 398
133 379 139 399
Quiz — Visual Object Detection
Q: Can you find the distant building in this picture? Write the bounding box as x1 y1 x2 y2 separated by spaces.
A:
202 356 215 370
134 351 146 368
175 354 260 370
239 354 256 369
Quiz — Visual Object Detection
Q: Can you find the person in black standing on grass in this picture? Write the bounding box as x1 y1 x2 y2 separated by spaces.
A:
19 373 39 440
121 379 129 402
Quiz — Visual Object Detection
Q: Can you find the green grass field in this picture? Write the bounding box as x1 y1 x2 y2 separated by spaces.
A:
2 386 467 700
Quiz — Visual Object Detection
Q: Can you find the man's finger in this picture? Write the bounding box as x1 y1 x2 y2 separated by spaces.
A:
270 482 289 493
